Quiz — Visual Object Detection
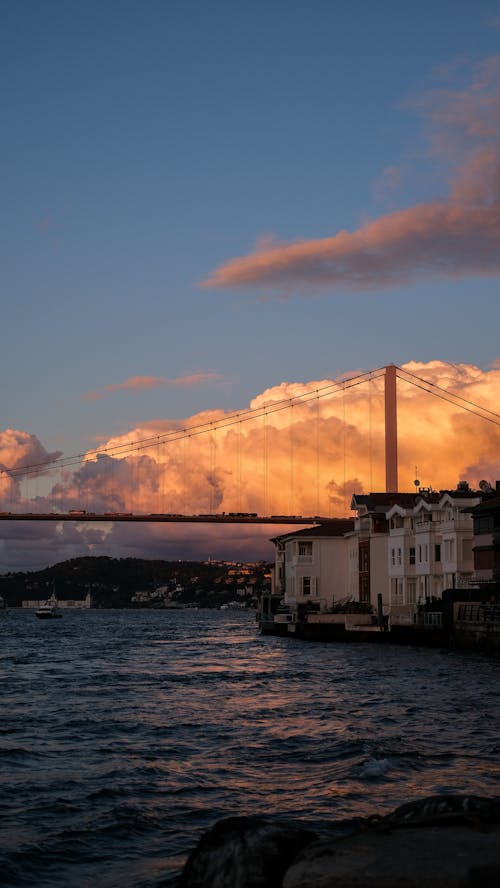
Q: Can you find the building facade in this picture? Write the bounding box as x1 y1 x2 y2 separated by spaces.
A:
386 484 481 624
469 492 500 583
350 492 418 613
271 520 355 621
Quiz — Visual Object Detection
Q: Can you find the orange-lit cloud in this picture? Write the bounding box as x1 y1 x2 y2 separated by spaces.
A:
3 359 500 569
201 57 500 295
82 371 222 401
0 429 62 501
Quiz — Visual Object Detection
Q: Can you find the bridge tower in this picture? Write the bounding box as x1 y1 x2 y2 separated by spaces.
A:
384 363 398 492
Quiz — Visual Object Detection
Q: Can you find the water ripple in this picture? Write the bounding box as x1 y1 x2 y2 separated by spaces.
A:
1 608 499 886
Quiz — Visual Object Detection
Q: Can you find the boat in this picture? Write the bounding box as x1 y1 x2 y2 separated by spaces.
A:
0 594 7 615
35 593 62 619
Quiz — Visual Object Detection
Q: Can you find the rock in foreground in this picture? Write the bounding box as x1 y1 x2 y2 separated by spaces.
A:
178 815 318 888
283 823 500 887
178 796 500 888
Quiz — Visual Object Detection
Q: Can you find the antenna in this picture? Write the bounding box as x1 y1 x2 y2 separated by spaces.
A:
414 466 420 491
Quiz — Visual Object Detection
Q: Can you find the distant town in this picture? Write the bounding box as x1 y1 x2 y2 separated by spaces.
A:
0 555 272 610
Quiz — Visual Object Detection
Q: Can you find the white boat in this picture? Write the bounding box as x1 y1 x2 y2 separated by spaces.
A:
35 593 62 619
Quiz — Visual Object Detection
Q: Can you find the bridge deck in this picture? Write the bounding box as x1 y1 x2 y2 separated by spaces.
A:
0 512 335 525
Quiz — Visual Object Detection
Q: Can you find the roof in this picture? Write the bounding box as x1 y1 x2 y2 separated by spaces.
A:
351 492 418 512
353 488 483 515
270 519 354 544
467 496 500 514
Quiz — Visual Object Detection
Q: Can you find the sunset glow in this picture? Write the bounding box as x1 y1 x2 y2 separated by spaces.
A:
2 3 500 571
2 360 500 569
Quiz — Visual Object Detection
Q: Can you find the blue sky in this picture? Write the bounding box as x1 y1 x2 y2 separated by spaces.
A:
2 1 500 568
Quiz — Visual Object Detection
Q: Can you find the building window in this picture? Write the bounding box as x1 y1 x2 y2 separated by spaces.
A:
409 547 416 565
298 541 313 562
475 549 494 571
391 548 396 566
360 545 369 571
444 539 455 561
360 576 370 603
397 548 402 565
434 544 441 562
407 581 417 604
302 576 311 596
475 516 491 533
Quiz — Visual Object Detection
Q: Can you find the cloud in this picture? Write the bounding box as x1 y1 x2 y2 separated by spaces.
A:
372 165 405 203
0 429 62 502
201 56 500 296
3 360 500 571
82 371 222 401
171 372 222 387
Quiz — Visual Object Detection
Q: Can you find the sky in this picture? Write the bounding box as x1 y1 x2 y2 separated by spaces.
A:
2 0 500 571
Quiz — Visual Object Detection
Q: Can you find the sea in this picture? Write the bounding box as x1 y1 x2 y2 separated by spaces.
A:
1 607 499 887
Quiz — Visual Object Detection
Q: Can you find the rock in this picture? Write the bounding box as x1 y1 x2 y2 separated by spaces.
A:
283 823 500 887
178 815 318 888
178 796 500 887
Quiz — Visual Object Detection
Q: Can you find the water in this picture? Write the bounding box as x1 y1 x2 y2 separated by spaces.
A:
1 608 499 887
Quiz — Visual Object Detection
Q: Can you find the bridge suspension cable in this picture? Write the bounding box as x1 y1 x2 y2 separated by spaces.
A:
4 363 499 490
395 365 500 425
3 367 387 481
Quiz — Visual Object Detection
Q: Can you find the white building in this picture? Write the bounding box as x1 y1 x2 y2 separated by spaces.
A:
386 483 481 624
350 492 418 614
271 520 355 621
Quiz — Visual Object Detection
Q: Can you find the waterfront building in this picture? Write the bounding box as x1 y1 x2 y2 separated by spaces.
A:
350 492 418 613
386 482 481 626
269 520 354 628
264 484 494 638
22 590 92 609
468 489 500 583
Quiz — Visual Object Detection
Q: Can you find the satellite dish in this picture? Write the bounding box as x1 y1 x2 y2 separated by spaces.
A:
414 479 420 489
479 480 493 493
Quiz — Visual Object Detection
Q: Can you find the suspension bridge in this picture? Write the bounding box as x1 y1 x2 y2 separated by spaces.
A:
1 363 498 526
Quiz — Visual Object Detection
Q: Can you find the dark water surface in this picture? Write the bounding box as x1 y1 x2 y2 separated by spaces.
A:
1 608 499 886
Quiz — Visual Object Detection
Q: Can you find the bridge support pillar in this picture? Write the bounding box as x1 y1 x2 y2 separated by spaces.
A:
384 364 398 492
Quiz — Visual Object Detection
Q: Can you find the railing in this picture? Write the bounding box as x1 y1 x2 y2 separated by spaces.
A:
456 603 500 624
456 574 494 588
416 612 443 627
389 612 415 626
